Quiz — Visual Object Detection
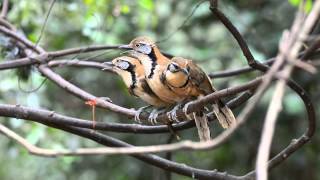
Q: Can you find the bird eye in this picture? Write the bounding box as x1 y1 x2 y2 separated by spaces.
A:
172 63 179 69
134 43 152 54
168 63 179 72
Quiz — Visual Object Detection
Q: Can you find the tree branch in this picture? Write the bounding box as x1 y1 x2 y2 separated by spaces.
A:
0 0 9 19
39 122 243 180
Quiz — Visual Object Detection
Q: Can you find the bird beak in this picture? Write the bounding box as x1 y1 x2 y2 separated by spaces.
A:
120 49 135 55
118 44 132 50
102 62 114 71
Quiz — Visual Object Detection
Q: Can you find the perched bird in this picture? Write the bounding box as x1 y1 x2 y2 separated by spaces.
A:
120 37 185 104
103 56 171 123
120 36 237 141
163 57 237 129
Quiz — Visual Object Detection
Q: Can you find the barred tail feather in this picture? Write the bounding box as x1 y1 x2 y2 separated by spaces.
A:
193 112 211 141
212 100 237 129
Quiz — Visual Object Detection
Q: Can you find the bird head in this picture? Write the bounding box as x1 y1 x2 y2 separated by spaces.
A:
103 56 142 88
167 62 189 75
164 62 190 88
119 36 156 55
103 56 139 74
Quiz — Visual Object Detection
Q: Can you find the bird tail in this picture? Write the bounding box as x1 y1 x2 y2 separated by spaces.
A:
212 100 237 129
192 112 211 141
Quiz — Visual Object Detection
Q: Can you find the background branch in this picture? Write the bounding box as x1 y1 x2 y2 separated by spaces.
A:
0 0 9 19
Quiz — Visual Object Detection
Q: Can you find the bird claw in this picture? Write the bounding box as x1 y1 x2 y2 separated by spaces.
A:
183 102 194 120
166 111 172 122
134 106 152 124
167 104 182 123
134 107 144 123
148 108 167 125
204 106 209 112
148 109 159 125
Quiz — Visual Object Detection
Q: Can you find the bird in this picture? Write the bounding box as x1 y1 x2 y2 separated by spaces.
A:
134 51 234 141
120 36 237 141
120 37 185 104
163 57 237 129
103 56 171 124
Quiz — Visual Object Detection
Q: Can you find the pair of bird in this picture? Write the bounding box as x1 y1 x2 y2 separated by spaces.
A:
104 36 236 141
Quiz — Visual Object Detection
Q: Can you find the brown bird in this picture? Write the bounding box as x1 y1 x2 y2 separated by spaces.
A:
103 56 170 123
120 36 236 141
163 57 237 129
121 37 185 104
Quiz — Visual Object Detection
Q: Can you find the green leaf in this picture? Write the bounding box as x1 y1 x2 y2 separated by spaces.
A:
83 0 94 6
121 5 130 14
139 0 154 11
304 0 313 13
289 0 301 6
288 0 313 12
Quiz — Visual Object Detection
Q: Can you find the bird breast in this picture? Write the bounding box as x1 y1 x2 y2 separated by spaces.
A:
147 67 185 104
164 71 188 88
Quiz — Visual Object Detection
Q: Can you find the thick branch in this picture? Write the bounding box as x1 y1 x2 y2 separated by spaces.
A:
0 90 253 134
0 26 45 53
38 122 243 180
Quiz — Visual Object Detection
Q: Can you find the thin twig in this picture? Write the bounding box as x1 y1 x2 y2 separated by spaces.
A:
0 0 9 18
255 81 286 180
256 3 320 180
48 59 112 71
210 1 317 177
18 77 48 93
157 0 207 44
34 0 56 48
0 123 60 157
41 122 241 180
209 0 267 72
0 26 45 54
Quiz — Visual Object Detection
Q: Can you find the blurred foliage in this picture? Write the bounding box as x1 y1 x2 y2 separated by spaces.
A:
289 0 313 12
0 0 319 180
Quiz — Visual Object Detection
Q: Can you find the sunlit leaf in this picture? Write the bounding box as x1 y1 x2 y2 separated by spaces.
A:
288 0 301 6
121 5 130 14
288 0 313 12
304 0 313 13
83 0 94 6
138 0 154 11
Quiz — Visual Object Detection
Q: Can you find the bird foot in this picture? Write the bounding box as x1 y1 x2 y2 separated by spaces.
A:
134 106 150 123
167 104 183 123
148 109 166 125
182 101 194 120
